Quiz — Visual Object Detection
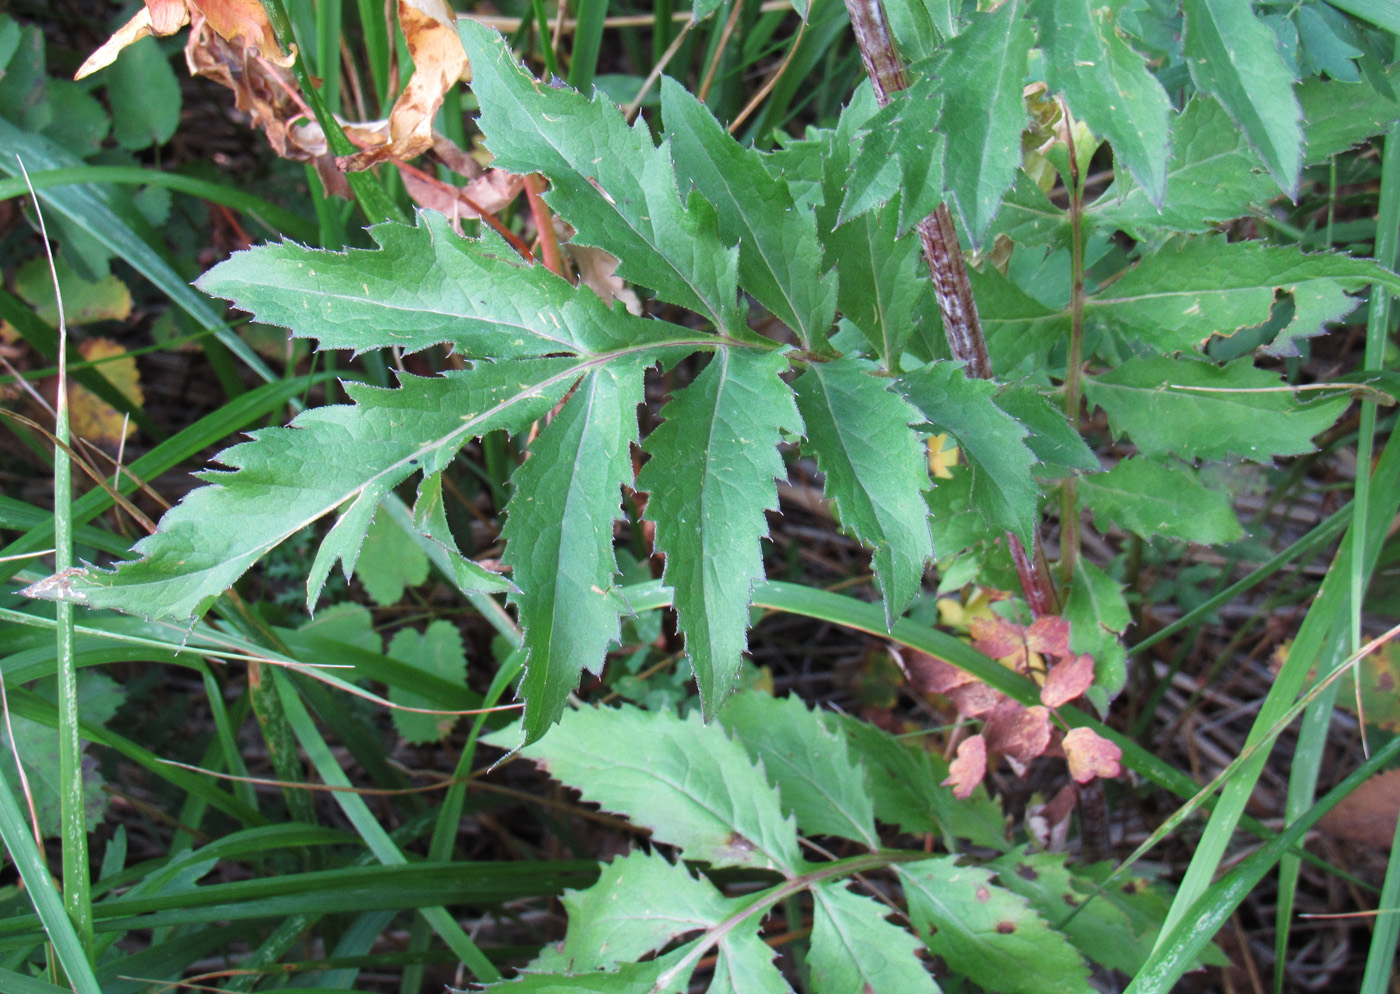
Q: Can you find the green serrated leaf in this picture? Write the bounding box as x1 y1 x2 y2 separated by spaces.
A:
460 21 743 334
1084 239 1400 355
638 348 799 717
356 511 430 606
503 363 645 742
1085 356 1349 461
899 857 1092 994
1078 458 1243 544
836 713 1008 851
808 882 939 994
1299 68 1400 166
838 75 946 235
1033 0 1172 203
926 468 996 565
792 356 933 625
297 602 382 654
500 704 801 872
386 621 468 744
664 78 835 348
900 361 1040 548
992 384 1099 478
985 848 1159 975
710 929 792 994
1090 94 1279 235
1063 559 1129 703
411 471 516 595
719 693 877 847
933 0 1034 243
1181 0 1301 194
32 359 580 621
195 212 675 359
561 850 734 971
972 263 1072 371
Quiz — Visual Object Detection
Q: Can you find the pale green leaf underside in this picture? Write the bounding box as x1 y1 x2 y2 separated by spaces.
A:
1034 0 1172 204
792 356 933 626
900 361 1040 549
1084 239 1400 355
899 857 1092 994
503 363 645 742
935 0 1034 244
1079 458 1243 544
638 348 800 718
718 693 878 847
1085 356 1349 461
808 883 939 994
561 850 735 971
460 21 743 334
505 704 801 872
664 78 835 348
1181 0 1301 194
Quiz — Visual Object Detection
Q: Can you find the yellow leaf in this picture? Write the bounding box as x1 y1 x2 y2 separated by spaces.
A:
69 338 145 445
927 432 960 479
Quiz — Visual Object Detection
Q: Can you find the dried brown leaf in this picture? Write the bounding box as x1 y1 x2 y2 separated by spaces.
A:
339 0 468 171
191 0 291 66
1319 768 1400 849
903 649 978 694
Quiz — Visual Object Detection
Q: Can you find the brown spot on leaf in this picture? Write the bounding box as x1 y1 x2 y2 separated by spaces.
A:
996 920 1016 934
975 886 991 902
1015 863 1038 881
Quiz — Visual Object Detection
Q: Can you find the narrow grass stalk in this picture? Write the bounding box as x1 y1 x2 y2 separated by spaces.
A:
20 161 94 967
270 669 501 984
1353 118 1400 994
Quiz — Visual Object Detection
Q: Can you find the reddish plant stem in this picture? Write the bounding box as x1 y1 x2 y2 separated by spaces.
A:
844 0 1058 614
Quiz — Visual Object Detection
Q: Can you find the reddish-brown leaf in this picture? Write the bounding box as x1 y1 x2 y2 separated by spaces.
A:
1025 615 1071 657
1063 727 1122 784
904 649 978 694
191 0 289 64
983 702 1052 764
970 615 1028 663
947 681 1004 718
943 735 987 800
1040 652 1096 708
1319 768 1400 849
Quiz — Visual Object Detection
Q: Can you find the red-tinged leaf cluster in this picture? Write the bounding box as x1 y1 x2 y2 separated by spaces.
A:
902 610 1121 800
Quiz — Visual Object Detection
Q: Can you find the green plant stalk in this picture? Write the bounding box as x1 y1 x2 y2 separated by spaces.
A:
1125 732 1400 994
261 0 405 225
842 0 1056 615
23 162 96 965
269 668 502 984
531 0 561 80
1154 376 1400 947
1059 111 1087 588
1348 118 1400 994
1272 119 1400 990
0 760 100 994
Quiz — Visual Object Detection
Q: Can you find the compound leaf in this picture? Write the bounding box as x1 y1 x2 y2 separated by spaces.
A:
808 883 939 994
719 693 878 848
1078 458 1243 544
638 349 798 717
664 78 835 348
1181 0 1301 194
500 704 801 873
1033 0 1172 204
899 857 1092 994
503 362 646 742
793 356 933 626
460 21 743 334
1085 356 1349 461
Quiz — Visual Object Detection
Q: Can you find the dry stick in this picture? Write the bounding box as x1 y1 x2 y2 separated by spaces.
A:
843 0 1058 616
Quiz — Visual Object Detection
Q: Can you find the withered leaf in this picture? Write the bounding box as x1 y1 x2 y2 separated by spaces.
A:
1062 727 1122 784
1040 653 1096 708
943 734 988 800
